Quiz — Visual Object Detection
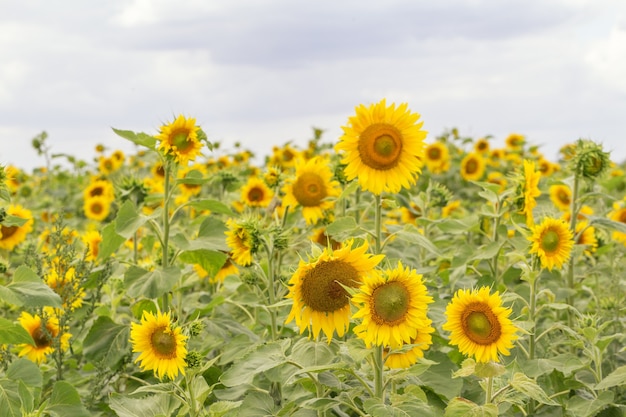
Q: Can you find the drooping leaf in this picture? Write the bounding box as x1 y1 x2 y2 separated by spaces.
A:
112 128 156 149
83 316 131 369
237 391 279 417
99 221 127 260
108 392 182 417
1 266 62 308
189 199 233 216
220 341 289 387
0 318 34 344
509 373 559 406
115 200 149 239
124 265 180 299
566 390 614 417
45 381 91 417
179 249 227 277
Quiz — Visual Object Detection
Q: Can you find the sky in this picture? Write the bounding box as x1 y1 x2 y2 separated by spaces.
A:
1 0 625 172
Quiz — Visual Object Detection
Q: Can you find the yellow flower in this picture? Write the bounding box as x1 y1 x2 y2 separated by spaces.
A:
177 165 205 197
522 159 541 227
505 133 525 151
424 141 450 174
352 262 434 355
474 137 490 154
282 157 341 225
18 311 71 364
225 218 257 266
156 115 203 165
45 267 85 310
549 184 571 212
82 230 103 261
130 310 188 380
84 178 115 202
460 152 486 182
83 196 112 222
98 156 119 175
528 217 574 270
194 256 239 284
285 240 384 342
335 99 427 195
0 204 34 251
442 287 518 363
608 204 626 246
241 176 274 208
268 144 300 170
575 221 598 256
442 200 463 218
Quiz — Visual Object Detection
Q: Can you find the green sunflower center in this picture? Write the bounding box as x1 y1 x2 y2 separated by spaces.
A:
461 302 501 345
32 325 53 348
171 129 192 151
151 327 177 358
0 225 18 240
465 158 478 175
301 259 360 312
358 123 403 170
371 281 410 325
558 190 570 205
427 147 441 161
292 172 327 207
541 229 560 253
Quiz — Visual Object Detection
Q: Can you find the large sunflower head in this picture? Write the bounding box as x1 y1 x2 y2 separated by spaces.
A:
442 286 518 363
241 176 274 208
460 152 486 182
0 204 34 251
549 184 571 212
352 261 434 351
285 240 384 343
156 115 203 165
18 311 71 364
130 310 188 380
335 99 427 195
282 156 341 225
528 217 574 270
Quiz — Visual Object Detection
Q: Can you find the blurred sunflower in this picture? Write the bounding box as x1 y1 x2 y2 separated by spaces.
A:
528 217 574 270
156 115 203 165
335 99 426 195
130 310 188 380
194 255 239 284
282 157 340 225
575 221 598 256
45 267 85 310
608 203 626 245
474 137 490 154
285 240 384 342
442 287 518 363
241 177 274 208
352 262 434 351
423 142 450 174
268 144 300 170
460 152 486 182
82 230 102 262
18 311 71 364
225 218 258 266
83 195 112 222
98 156 118 175
177 165 205 198
505 133 525 151
549 184 571 212
0 204 34 251
521 159 541 227
83 178 115 202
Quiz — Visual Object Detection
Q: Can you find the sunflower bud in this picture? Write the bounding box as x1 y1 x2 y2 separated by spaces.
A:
571 139 610 180
188 320 204 337
184 351 204 369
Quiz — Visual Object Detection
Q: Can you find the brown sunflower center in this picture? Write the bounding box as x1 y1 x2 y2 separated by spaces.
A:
0 225 18 240
89 186 104 197
300 259 360 312
371 281 410 325
32 325 53 348
358 123 403 170
90 202 103 215
427 147 442 161
619 210 626 223
151 327 177 358
541 229 560 253
557 190 570 205
292 172 327 207
465 158 478 175
461 302 501 345
247 186 265 202
171 129 192 151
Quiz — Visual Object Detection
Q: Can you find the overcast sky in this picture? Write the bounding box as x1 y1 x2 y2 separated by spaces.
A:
1 0 625 172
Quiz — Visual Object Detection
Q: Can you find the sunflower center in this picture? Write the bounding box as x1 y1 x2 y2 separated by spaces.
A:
90 202 103 214
89 186 104 197
32 325 52 348
371 281 410 325
465 158 478 174
301 259 360 312
171 130 192 151
358 123 403 170
541 229 560 253
558 190 570 205
292 172 327 207
1 225 18 240
427 147 441 161
247 187 265 202
620 211 626 223
151 327 177 358
461 303 501 345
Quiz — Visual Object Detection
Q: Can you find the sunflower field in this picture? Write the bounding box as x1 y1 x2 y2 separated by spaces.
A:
1 100 625 417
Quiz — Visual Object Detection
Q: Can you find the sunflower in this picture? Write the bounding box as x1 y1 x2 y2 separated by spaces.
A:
474 137 490 154
83 178 115 202
310 227 342 250
177 165 205 197
352 262 434 351
83 195 112 222
384 330 435 369
460 152 486 182
423 142 450 174
487 171 507 192
194 255 239 284
442 200 463 218
0 204 34 251
521 159 541 227
528 217 574 270
335 99 427 195
282 157 341 225
505 133 525 151
18 311 71 364
224 218 259 266
156 115 203 165
241 177 274 208
549 184 571 212
285 240 384 342
442 286 518 363
82 230 103 262
575 221 598 256
268 144 300 170
608 203 626 245
130 310 188 380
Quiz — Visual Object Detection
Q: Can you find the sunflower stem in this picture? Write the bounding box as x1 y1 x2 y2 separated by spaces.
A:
161 159 172 312
566 173 579 331
485 376 493 404
528 275 537 361
374 194 382 255
373 344 385 401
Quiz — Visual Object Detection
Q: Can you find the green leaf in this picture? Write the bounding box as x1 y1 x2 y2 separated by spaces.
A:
324 216 358 237
523 353 586 378
595 365 626 390
45 381 90 417
290 338 336 367
208 400 242 417
6 358 42 387
108 392 182 417
124 266 181 299
179 249 227 277
510 373 559 406
13 264 41 282
0 380 22 417
220 341 288 387
99 221 127 260
1 266 62 308
444 397 498 417
237 391 279 417
470 240 505 260
418 352 463 400
83 316 130 369
112 127 156 149
115 200 149 239
189 199 233 216
1 214 27 227
434 214 481 234
566 390 614 417
396 225 443 257
17 380 34 414
0 318 34 344
175 169 207 185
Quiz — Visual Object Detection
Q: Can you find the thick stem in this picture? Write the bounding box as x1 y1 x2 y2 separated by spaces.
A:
372 194 385 401
161 160 172 311
566 174 580 332
485 376 493 405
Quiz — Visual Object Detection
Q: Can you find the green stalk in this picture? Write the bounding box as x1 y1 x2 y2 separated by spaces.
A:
485 376 493 404
372 194 385 401
566 173 580 330
161 160 172 312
